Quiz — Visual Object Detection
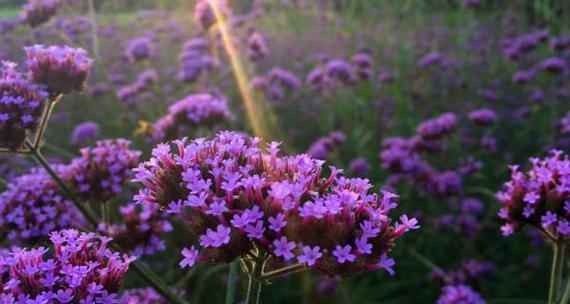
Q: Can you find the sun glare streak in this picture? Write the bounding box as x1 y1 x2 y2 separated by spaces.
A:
206 0 278 141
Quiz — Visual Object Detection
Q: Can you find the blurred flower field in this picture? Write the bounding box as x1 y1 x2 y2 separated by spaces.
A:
0 0 569 303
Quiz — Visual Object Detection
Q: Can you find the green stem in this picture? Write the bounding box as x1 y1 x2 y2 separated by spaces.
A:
225 261 239 304
33 98 57 148
101 202 110 225
25 141 189 304
128 259 188 304
262 263 307 282
87 0 101 62
409 247 440 270
26 140 100 227
245 258 265 304
560 277 570 304
549 241 566 304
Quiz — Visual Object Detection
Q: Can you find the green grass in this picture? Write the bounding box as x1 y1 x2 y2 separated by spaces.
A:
0 8 19 19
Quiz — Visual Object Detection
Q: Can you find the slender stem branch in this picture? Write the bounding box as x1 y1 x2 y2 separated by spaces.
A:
549 241 566 304
25 141 189 304
101 202 110 225
409 247 440 270
33 96 60 148
245 256 266 304
560 277 570 304
262 263 307 282
225 261 239 304
128 258 188 304
87 0 101 62
26 140 100 227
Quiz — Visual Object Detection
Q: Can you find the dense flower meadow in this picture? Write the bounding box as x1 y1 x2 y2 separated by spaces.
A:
0 0 568 303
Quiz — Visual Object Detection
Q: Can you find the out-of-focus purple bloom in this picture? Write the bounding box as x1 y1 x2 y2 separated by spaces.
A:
120 288 167 304
116 69 158 105
437 285 485 304
21 0 60 28
194 0 230 30
349 157 371 177
151 93 233 141
99 203 172 256
247 30 268 62
0 167 84 244
64 139 141 202
559 112 570 135
468 108 497 126
539 57 567 73
125 37 157 62
70 121 100 145
24 44 93 97
351 53 374 80
177 38 218 83
418 51 451 69
307 131 346 160
551 35 570 51
512 69 536 84
0 61 48 150
417 112 457 140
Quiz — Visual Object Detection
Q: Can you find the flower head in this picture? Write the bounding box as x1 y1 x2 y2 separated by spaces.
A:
496 150 570 239
133 131 417 276
0 61 48 150
24 44 93 97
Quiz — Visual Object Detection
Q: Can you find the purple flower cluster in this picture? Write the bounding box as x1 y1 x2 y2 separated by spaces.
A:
307 54 375 90
21 0 60 28
496 150 570 238
24 44 93 97
349 157 371 177
436 285 485 304
177 38 218 83
307 131 346 160
99 203 172 256
559 111 570 135
252 67 301 101
124 37 157 63
0 229 134 303
430 259 493 304
467 108 497 126
193 0 230 30
0 61 48 150
0 167 84 244
416 112 457 140
65 139 141 202
247 30 268 62
435 198 485 236
70 121 100 145
351 53 374 80
151 93 232 141
502 29 548 61
133 131 418 277
120 288 167 304
116 69 158 106
380 116 469 198
418 51 452 69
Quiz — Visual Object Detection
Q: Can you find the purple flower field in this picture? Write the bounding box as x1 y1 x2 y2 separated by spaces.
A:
0 0 568 303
